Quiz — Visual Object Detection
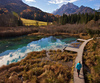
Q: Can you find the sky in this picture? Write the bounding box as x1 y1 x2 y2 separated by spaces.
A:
22 0 100 13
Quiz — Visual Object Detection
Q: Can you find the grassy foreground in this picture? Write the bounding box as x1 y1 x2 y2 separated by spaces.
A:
83 38 100 83
0 49 77 83
21 18 48 26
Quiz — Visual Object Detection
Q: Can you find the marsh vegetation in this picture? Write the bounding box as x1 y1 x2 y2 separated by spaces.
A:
0 49 77 83
83 38 100 83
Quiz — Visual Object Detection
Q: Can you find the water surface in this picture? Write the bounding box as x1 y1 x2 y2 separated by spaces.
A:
0 36 77 66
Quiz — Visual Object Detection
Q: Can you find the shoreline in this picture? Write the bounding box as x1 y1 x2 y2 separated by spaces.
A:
0 26 38 39
0 43 70 67
0 36 78 67
28 32 80 37
0 26 88 39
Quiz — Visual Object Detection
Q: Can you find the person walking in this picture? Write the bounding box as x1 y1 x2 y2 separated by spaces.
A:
76 61 82 77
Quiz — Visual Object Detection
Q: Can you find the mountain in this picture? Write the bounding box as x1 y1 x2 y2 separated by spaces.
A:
75 6 95 14
0 0 30 13
0 0 57 22
53 3 79 15
97 9 100 12
53 3 95 15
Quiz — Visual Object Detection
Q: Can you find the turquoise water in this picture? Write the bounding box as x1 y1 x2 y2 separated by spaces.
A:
0 36 77 66
0 35 45 53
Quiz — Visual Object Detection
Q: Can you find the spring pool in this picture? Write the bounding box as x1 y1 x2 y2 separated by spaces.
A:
0 36 77 66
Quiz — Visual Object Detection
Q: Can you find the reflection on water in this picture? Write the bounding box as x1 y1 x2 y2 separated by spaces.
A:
0 36 77 66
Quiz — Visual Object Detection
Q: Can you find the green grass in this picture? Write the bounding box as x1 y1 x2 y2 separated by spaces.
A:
21 18 48 26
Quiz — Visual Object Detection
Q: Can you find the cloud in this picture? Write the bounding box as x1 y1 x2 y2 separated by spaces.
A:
48 0 78 4
95 4 100 9
25 0 36 2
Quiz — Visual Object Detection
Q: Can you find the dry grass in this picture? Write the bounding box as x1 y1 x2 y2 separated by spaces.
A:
0 20 100 38
83 39 100 83
45 24 86 34
0 49 77 83
0 26 38 38
48 49 77 62
28 23 87 38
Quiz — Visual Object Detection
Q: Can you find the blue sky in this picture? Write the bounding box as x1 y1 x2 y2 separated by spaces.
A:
22 0 100 13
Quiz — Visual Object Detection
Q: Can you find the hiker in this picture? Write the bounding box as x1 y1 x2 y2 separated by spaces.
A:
76 61 82 77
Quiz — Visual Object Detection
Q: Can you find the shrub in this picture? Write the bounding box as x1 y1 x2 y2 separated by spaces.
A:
83 40 100 83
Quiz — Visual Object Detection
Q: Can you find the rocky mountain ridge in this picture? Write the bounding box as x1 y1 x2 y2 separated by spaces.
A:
53 3 95 15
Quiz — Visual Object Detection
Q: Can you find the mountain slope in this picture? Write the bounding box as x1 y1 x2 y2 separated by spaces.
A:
53 3 95 15
0 0 57 22
0 0 41 14
75 6 95 14
53 3 79 15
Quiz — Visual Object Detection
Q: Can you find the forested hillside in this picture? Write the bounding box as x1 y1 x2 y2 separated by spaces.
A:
0 8 23 27
0 0 58 22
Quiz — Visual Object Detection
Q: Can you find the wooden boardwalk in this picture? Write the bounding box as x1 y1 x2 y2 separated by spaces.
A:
65 38 93 83
77 39 87 42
